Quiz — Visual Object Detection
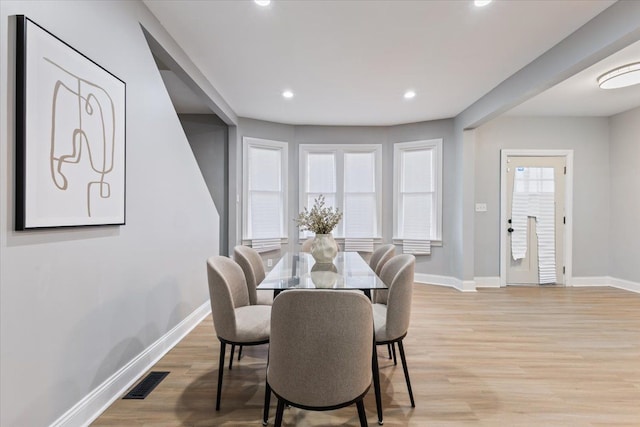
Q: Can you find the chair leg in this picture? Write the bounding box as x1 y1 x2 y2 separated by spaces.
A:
387 343 392 359
216 341 226 411
238 345 243 361
372 344 383 425
356 398 368 427
229 344 235 370
397 340 415 407
274 398 285 427
392 343 397 366
263 381 271 426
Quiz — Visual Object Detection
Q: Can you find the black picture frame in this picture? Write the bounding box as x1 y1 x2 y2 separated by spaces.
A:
15 15 126 230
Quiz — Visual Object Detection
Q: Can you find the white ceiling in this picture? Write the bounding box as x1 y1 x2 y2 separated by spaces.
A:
144 0 639 125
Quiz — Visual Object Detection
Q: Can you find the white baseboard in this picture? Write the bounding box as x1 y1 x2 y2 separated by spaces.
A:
474 276 501 288
610 277 640 293
415 273 477 292
416 274 639 294
570 276 610 287
50 301 212 427
561 276 639 294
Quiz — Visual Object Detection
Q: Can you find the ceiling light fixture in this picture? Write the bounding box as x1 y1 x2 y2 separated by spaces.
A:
474 0 492 7
254 0 271 6
282 90 294 99
404 90 416 99
597 62 640 89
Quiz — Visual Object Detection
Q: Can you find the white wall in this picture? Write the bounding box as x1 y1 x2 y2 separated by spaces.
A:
0 2 219 426
475 116 611 278
609 107 640 283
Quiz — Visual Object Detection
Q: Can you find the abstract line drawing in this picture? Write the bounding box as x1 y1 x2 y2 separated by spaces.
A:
47 58 116 217
15 15 126 230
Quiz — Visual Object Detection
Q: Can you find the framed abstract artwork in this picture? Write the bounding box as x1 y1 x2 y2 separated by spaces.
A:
15 15 126 230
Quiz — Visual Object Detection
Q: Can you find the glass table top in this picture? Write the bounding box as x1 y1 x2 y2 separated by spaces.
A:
257 252 387 291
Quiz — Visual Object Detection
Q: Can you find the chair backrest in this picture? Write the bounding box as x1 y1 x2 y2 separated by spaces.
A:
268 290 373 408
379 254 415 341
206 256 251 341
300 238 314 253
370 244 395 275
233 245 266 305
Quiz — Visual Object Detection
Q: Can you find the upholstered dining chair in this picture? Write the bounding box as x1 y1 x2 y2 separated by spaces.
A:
233 245 273 306
370 244 396 304
206 255 271 411
300 237 314 253
232 245 273 366
369 244 397 363
263 290 373 426
372 254 416 409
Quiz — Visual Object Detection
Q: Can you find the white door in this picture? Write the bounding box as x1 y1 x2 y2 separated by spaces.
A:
505 156 565 285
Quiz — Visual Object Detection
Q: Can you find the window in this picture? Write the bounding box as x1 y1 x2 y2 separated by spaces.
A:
394 139 443 241
300 144 382 239
242 137 288 241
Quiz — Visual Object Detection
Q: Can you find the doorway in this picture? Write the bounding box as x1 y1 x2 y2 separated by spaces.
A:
500 150 573 286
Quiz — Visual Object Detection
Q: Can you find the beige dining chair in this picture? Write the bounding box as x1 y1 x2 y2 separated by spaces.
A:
369 243 397 362
370 244 395 304
263 289 373 426
206 255 271 411
300 237 314 252
232 245 274 365
372 254 416 409
233 245 273 306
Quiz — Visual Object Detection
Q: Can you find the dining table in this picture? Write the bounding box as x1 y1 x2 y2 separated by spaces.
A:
257 251 388 425
257 251 388 300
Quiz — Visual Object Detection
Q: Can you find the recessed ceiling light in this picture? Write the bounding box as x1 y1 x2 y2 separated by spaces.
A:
598 62 640 89
255 0 271 6
474 0 492 7
404 90 416 99
282 90 294 99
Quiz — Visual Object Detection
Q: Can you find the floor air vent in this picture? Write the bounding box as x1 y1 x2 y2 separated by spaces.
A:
123 371 169 399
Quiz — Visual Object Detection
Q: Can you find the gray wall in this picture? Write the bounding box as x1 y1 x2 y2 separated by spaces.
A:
609 107 640 283
0 2 219 426
234 118 456 277
180 114 228 255
474 116 611 278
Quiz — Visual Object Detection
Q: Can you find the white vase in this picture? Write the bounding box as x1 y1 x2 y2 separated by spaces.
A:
311 233 338 263
310 262 338 288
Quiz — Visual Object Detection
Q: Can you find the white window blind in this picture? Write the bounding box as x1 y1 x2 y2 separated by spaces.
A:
243 137 288 240
300 145 381 239
394 139 442 242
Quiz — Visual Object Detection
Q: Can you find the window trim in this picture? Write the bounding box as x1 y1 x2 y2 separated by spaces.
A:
393 139 443 242
242 136 288 240
299 144 382 239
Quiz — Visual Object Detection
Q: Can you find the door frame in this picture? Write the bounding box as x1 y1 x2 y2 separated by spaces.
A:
499 149 574 287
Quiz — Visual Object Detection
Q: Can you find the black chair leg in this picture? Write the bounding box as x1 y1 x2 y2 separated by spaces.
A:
392 342 397 366
274 398 285 427
356 399 368 427
229 344 235 370
263 381 271 426
216 341 226 411
238 345 243 361
397 340 415 407
372 343 383 425
387 343 392 359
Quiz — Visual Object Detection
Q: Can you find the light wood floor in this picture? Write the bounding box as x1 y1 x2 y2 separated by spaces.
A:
92 285 640 426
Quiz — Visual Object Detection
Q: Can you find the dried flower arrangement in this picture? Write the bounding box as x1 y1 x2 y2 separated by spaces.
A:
294 194 343 235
